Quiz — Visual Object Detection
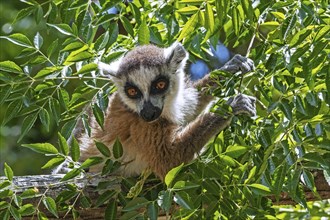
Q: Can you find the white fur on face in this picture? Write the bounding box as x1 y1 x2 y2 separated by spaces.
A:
110 42 198 125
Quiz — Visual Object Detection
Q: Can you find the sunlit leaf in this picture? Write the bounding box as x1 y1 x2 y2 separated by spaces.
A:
0 33 33 48
41 156 65 169
120 16 134 37
42 197 58 218
138 17 150 45
165 163 184 187
0 61 23 74
22 143 58 154
71 136 80 162
80 157 103 170
47 23 74 36
177 12 199 41
4 163 13 181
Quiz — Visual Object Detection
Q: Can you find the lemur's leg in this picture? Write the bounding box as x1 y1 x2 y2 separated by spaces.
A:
192 55 255 115
154 94 256 179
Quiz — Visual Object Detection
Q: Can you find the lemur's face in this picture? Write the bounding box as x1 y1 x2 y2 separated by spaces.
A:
99 43 188 122
121 70 171 122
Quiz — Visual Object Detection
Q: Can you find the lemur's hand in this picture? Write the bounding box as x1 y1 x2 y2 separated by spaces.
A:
220 54 254 74
228 94 256 117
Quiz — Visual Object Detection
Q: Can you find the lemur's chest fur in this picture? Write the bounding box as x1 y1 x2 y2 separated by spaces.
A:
79 93 176 176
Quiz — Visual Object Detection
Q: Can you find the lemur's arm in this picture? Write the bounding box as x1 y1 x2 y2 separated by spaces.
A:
192 54 255 115
154 93 256 179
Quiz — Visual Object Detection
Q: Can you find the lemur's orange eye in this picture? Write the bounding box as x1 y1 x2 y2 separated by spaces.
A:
127 88 137 96
156 81 167 90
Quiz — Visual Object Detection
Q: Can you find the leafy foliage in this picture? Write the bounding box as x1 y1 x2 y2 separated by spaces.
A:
0 0 329 219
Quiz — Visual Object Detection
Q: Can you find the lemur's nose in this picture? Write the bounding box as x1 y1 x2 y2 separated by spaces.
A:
140 101 161 122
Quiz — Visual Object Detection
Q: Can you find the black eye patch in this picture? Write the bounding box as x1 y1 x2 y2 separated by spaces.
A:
150 76 169 95
124 82 142 99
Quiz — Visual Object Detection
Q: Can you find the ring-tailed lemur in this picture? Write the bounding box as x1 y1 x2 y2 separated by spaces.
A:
55 43 256 179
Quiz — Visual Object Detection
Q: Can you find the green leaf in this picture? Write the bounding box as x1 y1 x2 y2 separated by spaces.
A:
273 162 287 200
95 141 111 157
80 157 103 170
42 197 58 218
49 98 61 125
0 33 33 48
289 27 312 47
61 168 81 181
176 6 199 14
2 100 23 125
326 72 330 95
35 5 43 24
232 7 240 35
71 136 80 162
33 32 43 49
81 114 91 137
302 170 316 192
13 6 34 24
20 188 38 199
19 204 35 216
0 61 23 74
177 12 199 41
47 23 74 36
102 159 114 175
0 181 11 190
174 192 194 209
225 145 248 158
62 41 85 52
18 113 38 142
314 25 330 42
138 17 150 45
157 190 173 213
4 163 13 181
295 96 308 116
147 202 158 220
95 190 117 207
105 200 117 220
172 181 200 191
165 163 184 187
35 66 61 78
92 104 104 130
113 138 123 159
94 31 110 51
42 156 65 169
249 184 272 196
80 196 92 208
241 0 254 21
205 3 215 33
120 16 134 37
280 100 293 120
37 211 48 220
47 38 59 57
39 108 50 132
123 197 149 212
65 51 93 63
58 132 69 155
9 206 21 220
61 119 77 140
22 143 58 154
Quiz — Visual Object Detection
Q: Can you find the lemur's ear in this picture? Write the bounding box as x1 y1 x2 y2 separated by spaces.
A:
164 42 188 69
98 60 121 78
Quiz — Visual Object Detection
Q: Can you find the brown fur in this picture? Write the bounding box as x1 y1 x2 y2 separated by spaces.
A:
78 89 232 179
